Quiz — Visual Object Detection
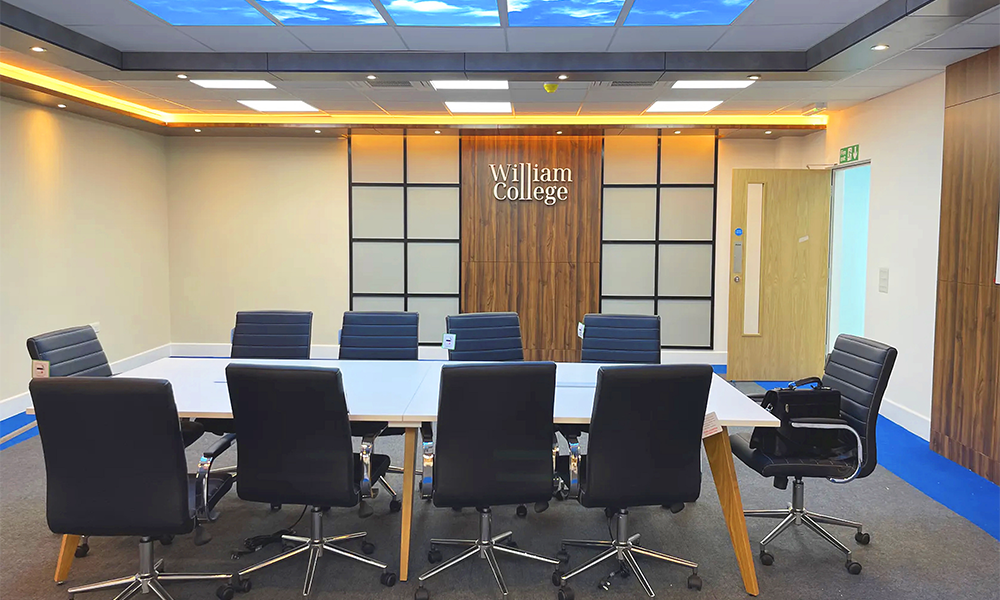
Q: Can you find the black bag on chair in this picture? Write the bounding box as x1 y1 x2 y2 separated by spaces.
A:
750 379 843 457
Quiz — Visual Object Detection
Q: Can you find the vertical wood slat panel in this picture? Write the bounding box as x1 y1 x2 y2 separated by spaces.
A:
931 46 1000 484
460 136 602 361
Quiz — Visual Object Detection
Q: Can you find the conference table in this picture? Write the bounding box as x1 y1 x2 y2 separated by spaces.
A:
42 357 778 596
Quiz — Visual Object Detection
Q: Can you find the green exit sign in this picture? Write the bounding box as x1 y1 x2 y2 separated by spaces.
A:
839 144 860 164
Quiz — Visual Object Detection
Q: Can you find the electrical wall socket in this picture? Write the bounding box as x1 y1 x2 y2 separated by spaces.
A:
878 268 889 294
89 322 100 333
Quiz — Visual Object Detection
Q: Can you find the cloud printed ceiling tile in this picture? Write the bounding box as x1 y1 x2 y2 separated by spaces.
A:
383 0 500 26
255 0 387 25
626 0 755 26
128 0 275 25
507 0 626 27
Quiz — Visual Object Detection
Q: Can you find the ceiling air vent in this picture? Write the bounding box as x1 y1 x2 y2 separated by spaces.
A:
609 81 656 87
367 80 413 88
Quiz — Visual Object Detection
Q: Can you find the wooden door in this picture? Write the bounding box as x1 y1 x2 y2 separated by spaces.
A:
728 169 832 381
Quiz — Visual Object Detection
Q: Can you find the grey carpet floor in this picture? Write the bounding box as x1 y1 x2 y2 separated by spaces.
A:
2 429 998 600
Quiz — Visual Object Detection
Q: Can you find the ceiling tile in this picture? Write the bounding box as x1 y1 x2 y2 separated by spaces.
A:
505 27 615 52
578 101 651 113
972 6 999 24
177 26 310 52
509 87 589 102
582 86 660 102
801 86 896 101
307 100 385 113
835 68 942 87
376 101 448 112
726 85 812 101
608 26 727 51
920 23 1000 49
3 0 164 26
710 23 843 51
68 25 212 51
871 47 986 70
288 26 407 51
396 27 506 51
733 0 883 26
513 102 583 114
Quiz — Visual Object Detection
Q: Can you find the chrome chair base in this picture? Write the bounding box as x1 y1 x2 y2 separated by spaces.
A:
555 509 701 598
237 506 395 596
744 477 868 573
67 536 231 600
417 507 560 596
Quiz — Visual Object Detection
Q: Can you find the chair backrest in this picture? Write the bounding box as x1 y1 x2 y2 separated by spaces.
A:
339 311 419 360
581 314 661 364
433 363 556 508
225 365 358 507
29 377 190 536
445 312 524 361
821 334 897 478
26 326 112 377
582 365 712 509
231 311 312 359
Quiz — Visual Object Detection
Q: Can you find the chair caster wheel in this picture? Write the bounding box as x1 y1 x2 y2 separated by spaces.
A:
362 541 376 555
74 543 90 558
237 578 251 593
320 506 330 514
687 573 702 590
554 489 569 501
759 551 774 566
269 503 281 512
216 585 235 600
380 571 397 587
414 585 431 600
556 550 570 564
846 561 862 575
158 534 173 546
516 505 528 518
855 531 870 545
604 507 616 519
389 499 402 513
427 548 442 564
667 503 685 514
552 570 565 587
558 585 575 600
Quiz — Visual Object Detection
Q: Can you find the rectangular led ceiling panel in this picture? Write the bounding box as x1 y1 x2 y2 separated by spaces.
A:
129 0 275 25
507 0 626 26
254 0 388 25
383 0 500 26
626 0 754 26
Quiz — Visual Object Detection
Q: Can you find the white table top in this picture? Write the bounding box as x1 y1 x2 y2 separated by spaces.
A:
29 357 778 428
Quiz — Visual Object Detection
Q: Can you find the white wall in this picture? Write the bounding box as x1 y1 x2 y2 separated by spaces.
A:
165 137 349 347
0 98 172 407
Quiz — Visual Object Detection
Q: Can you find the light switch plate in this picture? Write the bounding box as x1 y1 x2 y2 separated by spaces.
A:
878 268 889 294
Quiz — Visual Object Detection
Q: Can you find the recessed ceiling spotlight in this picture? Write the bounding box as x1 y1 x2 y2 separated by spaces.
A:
558 74 568 80
367 74 377 80
674 130 681 134
871 44 889 51
194 128 202 132
764 130 772 134
177 73 188 79
314 129 321 134
434 130 441 134
30 46 46 52
57 104 66 109
747 74 760 80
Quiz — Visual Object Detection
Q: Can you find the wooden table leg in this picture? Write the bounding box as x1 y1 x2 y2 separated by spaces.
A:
398 427 418 582
55 534 80 584
704 427 759 596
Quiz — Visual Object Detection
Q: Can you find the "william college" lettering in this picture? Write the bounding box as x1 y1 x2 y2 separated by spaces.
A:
489 163 572 206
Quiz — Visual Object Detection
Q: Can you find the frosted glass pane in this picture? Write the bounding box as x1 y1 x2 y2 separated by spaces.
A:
602 244 655 296
352 296 404 312
604 135 657 184
408 243 460 294
352 186 403 239
352 135 403 183
408 297 459 343
353 242 404 293
658 245 713 296
408 187 460 239
744 183 763 335
659 187 714 241
601 299 655 315
660 136 715 184
603 187 656 240
407 136 459 183
659 300 711 347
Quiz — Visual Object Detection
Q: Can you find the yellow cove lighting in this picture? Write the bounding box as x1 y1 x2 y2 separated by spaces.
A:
0 62 828 128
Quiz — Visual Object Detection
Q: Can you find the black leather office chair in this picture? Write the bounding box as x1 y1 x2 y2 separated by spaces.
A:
581 314 661 364
26 325 209 557
339 311 419 515
730 334 897 574
414 363 561 600
553 365 710 599
225 365 397 596
29 377 238 600
445 312 524 361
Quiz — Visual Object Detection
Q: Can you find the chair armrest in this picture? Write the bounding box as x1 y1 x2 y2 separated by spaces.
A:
419 422 434 500
747 391 766 401
788 418 863 484
359 433 377 499
564 433 581 500
195 434 234 525
203 432 236 458
790 376 823 389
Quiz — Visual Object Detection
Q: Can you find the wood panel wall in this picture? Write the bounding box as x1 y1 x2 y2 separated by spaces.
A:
931 47 1000 484
460 135 602 361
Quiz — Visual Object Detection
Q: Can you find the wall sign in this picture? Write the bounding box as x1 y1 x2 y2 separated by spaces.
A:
489 163 572 206
839 144 860 164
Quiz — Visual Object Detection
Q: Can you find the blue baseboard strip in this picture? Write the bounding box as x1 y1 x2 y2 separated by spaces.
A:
0 412 38 451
